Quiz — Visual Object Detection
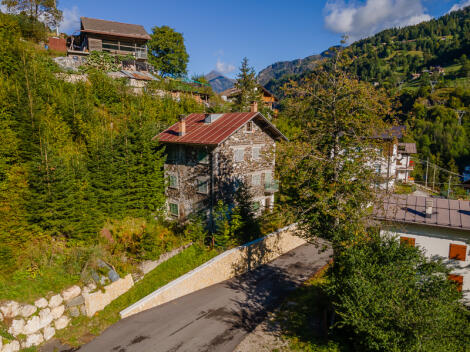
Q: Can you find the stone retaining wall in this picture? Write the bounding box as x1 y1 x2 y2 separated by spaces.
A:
120 224 304 319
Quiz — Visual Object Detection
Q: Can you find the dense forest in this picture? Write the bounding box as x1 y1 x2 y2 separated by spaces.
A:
268 7 470 188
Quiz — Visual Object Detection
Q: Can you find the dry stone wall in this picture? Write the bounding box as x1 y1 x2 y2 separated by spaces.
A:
0 276 133 351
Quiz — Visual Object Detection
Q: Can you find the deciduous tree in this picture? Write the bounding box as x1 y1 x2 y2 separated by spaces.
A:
148 25 189 77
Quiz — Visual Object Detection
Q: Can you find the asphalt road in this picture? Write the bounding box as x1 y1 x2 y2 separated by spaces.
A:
80 241 332 352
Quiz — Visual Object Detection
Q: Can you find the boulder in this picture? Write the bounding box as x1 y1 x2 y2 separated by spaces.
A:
54 315 70 330
2 341 20 352
7 319 24 337
23 333 44 348
51 305 65 320
65 295 84 307
108 269 120 282
0 311 3 321
43 326 55 341
39 308 53 328
80 305 87 316
34 297 48 309
23 315 41 335
0 301 20 318
69 306 80 317
19 304 37 318
61 285 81 302
48 294 63 308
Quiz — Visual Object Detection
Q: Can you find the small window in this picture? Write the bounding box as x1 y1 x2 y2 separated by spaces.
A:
252 201 261 211
198 149 209 164
449 244 467 261
400 237 415 247
264 171 273 183
169 175 178 189
169 203 179 217
252 146 261 160
252 174 261 186
234 148 245 162
197 178 209 194
448 274 463 292
375 164 382 174
246 122 253 132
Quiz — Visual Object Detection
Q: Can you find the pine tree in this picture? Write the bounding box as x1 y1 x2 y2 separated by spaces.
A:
233 57 262 111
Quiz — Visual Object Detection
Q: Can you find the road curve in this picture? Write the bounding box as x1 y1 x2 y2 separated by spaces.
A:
80 240 332 352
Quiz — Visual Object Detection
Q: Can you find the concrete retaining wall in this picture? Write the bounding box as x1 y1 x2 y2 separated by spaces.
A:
120 224 304 319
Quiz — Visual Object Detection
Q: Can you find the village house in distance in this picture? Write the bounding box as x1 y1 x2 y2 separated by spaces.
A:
156 103 288 220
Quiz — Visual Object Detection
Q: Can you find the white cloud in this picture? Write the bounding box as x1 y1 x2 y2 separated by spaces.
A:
215 59 235 74
448 0 470 13
324 0 432 42
59 6 80 34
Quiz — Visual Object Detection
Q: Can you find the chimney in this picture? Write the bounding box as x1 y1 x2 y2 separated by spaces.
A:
425 199 433 218
250 101 258 113
179 114 186 136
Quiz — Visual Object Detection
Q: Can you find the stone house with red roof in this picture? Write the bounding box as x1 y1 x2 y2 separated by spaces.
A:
156 105 287 220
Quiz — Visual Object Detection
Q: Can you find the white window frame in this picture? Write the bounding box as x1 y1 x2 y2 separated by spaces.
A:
168 173 179 189
233 148 245 163
169 202 179 217
196 177 209 194
252 145 262 160
251 173 261 186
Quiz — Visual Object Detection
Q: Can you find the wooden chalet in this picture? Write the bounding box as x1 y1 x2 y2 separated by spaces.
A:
68 17 151 61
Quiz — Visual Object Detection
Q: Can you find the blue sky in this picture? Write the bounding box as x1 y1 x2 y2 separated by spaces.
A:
57 0 470 78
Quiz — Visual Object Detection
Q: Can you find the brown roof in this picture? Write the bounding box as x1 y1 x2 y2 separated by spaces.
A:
80 17 151 40
156 112 287 146
374 194 470 231
220 86 277 100
398 142 417 154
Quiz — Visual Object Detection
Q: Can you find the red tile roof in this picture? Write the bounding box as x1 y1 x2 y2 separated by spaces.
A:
156 112 287 146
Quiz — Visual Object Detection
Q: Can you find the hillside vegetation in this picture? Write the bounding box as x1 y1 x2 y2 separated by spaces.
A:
0 13 208 298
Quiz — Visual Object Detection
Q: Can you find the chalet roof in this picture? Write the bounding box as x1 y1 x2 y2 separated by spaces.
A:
398 142 417 154
156 112 288 146
374 194 470 231
80 17 151 40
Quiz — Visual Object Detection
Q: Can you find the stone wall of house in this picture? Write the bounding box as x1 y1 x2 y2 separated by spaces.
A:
216 118 277 209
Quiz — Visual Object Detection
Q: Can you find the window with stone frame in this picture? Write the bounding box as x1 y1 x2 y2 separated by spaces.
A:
234 148 245 162
246 121 253 132
252 146 262 160
196 177 209 194
169 203 179 217
252 200 261 212
168 174 178 189
251 173 261 186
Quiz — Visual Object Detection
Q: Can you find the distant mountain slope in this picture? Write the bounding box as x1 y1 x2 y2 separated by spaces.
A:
261 7 470 95
205 71 236 93
258 49 336 87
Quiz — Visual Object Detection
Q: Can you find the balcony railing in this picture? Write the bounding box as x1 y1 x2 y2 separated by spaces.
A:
264 180 279 193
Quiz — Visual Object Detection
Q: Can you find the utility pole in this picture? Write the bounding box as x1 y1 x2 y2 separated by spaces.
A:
432 164 436 191
425 158 429 188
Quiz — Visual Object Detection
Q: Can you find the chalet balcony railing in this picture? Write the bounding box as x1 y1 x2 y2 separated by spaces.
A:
264 180 279 193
